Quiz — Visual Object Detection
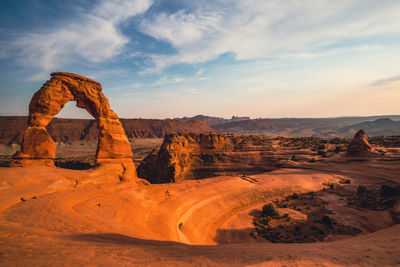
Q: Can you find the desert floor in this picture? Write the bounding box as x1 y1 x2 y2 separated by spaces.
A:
0 155 399 266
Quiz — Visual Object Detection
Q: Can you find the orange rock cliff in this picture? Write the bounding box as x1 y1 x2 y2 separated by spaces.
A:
137 132 282 183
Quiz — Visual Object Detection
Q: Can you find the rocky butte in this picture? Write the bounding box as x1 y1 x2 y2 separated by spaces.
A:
12 72 138 182
137 132 289 183
347 129 376 155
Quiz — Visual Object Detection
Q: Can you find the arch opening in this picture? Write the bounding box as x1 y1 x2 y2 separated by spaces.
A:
46 101 98 170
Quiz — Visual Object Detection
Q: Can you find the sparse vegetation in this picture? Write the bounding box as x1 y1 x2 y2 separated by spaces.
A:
350 184 400 210
262 203 279 217
317 150 327 157
369 136 400 148
323 182 337 189
334 146 343 153
279 137 350 152
253 191 361 243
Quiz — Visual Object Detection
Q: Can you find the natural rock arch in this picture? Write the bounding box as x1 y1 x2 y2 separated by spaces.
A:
13 72 137 181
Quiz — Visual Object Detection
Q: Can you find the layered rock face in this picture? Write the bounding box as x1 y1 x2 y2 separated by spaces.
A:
13 72 137 181
347 129 375 155
137 132 281 183
0 116 212 145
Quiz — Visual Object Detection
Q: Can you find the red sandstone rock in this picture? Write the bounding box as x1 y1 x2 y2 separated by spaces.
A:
21 126 56 159
137 132 280 183
347 129 375 155
14 72 137 181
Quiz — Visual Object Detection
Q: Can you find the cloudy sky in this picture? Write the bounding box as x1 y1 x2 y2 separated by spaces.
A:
0 0 399 119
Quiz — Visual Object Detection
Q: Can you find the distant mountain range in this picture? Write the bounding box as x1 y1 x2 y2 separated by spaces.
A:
338 118 400 137
177 115 250 126
177 115 400 138
1 115 399 146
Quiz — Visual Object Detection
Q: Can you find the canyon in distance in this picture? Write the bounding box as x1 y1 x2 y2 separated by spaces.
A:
0 73 399 266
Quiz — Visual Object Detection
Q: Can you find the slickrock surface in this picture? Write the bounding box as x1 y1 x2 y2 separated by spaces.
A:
347 129 376 155
12 72 138 182
0 157 399 266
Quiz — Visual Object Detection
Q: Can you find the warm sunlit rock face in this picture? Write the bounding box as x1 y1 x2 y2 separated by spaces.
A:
137 132 281 183
347 129 375 155
13 72 137 181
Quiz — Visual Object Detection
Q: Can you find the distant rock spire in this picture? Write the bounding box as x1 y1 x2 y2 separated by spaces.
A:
347 129 375 155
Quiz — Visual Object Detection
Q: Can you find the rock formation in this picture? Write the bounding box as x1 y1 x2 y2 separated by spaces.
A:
347 129 375 155
137 132 281 183
13 72 137 181
0 116 212 145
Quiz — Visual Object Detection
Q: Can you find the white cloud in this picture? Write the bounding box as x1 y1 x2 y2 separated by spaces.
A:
7 0 153 80
184 88 199 94
120 75 188 89
279 44 383 59
140 0 400 71
370 75 400 87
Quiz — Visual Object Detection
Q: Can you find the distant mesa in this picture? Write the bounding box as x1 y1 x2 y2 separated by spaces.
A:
346 129 376 156
12 72 137 181
176 115 250 126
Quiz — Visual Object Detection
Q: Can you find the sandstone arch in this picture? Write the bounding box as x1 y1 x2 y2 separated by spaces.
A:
13 72 137 181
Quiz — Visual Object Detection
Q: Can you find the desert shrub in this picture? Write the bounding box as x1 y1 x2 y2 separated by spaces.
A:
380 185 400 197
334 146 343 153
357 185 367 195
321 215 334 226
253 216 271 228
317 144 326 150
360 200 369 208
317 150 326 157
262 203 279 217
279 200 288 208
323 182 336 189
329 137 347 144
